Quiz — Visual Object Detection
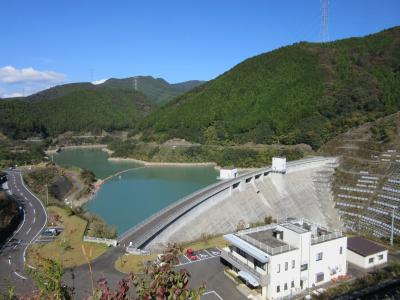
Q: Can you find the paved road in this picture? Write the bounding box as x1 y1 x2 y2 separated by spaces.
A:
0 170 47 294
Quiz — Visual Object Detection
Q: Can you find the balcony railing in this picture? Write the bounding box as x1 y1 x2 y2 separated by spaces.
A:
238 233 295 255
221 251 269 286
311 231 343 244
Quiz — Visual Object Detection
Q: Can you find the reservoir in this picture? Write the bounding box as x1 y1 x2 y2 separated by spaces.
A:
53 149 218 234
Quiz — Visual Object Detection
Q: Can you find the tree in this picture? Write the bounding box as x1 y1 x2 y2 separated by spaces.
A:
92 244 205 300
26 252 72 300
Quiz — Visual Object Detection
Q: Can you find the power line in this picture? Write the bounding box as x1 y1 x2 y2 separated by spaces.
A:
320 0 329 42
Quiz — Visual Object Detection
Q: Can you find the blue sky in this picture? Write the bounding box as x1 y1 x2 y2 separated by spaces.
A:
0 0 399 97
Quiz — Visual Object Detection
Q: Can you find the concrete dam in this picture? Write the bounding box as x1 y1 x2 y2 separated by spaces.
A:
147 157 342 250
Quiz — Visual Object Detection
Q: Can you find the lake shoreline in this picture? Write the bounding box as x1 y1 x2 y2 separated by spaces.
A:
108 156 219 168
46 144 108 155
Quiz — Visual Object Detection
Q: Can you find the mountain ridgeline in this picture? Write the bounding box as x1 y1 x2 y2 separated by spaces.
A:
0 77 204 139
139 27 400 149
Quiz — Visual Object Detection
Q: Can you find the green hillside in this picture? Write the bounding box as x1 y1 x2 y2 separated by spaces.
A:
101 76 204 103
0 88 151 139
140 26 400 149
11 76 204 104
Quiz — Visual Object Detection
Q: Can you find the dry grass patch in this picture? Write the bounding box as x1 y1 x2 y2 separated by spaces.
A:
28 206 108 268
115 253 158 274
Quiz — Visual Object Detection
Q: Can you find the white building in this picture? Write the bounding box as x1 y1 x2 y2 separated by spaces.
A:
347 236 388 269
272 157 286 173
218 168 238 179
221 218 347 300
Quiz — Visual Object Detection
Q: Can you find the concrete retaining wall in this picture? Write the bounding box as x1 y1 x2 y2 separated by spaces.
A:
147 158 341 250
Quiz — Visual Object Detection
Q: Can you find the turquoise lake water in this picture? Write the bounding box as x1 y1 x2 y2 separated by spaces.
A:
53 149 218 234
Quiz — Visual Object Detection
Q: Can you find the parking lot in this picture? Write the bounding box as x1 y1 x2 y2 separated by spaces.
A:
177 247 221 266
34 227 64 244
175 247 245 300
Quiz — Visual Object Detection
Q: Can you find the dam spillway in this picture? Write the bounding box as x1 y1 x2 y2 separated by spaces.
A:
146 157 341 250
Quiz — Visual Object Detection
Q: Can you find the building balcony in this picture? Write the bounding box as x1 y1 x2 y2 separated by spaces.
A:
221 250 270 286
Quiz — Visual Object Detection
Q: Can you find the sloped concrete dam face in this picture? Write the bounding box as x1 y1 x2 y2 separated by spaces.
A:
147 158 342 250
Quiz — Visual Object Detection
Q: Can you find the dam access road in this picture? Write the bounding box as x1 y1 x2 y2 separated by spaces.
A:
0 156 333 297
0 170 47 294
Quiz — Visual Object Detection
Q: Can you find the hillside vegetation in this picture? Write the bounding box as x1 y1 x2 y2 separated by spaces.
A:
0 76 203 139
0 88 151 139
140 27 400 149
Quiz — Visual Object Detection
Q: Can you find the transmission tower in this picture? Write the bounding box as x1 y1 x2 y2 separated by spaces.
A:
320 0 329 42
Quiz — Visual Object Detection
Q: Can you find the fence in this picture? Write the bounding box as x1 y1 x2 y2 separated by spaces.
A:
83 236 117 247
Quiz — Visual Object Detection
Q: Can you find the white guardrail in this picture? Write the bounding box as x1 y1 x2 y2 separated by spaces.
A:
117 157 333 248
83 236 117 247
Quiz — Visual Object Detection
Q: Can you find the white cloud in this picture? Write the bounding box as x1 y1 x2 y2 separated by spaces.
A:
92 78 108 85
0 65 66 84
1 92 24 98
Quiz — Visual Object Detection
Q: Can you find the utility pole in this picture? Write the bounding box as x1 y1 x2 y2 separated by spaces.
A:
390 208 395 245
134 77 138 91
320 0 329 42
45 184 49 206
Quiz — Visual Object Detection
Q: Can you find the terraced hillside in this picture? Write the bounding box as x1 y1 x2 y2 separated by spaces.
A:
321 112 400 242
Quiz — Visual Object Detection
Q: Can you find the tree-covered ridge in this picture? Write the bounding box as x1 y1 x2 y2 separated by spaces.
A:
102 76 204 104
9 76 204 104
139 26 400 149
0 88 152 139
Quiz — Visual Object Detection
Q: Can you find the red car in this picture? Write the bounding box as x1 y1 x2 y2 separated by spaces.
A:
186 248 198 261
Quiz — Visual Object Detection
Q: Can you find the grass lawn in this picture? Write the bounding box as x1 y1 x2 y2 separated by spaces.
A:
181 235 228 251
28 206 108 268
115 253 158 274
115 235 228 274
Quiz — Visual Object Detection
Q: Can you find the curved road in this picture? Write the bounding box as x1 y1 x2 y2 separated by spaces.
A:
0 170 47 294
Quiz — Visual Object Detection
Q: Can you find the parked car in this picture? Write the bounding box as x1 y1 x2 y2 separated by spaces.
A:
186 248 198 261
42 228 58 236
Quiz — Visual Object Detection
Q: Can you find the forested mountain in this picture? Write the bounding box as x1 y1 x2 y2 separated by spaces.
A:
139 26 400 149
0 76 204 139
101 76 204 103
8 76 204 104
0 88 151 139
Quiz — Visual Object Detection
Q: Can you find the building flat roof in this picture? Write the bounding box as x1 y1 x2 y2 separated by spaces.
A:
246 228 288 248
347 236 387 257
281 222 309 234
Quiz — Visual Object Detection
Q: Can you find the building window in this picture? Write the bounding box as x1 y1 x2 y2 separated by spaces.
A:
277 285 280 293
301 264 308 271
316 272 324 283
291 281 295 288
277 264 280 273
254 259 266 271
369 257 374 264
236 247 247 259
340 246 343 254
292 260 295 269
285 262 288 271
378 254 384 260
316 252 323 261
284 283 288 291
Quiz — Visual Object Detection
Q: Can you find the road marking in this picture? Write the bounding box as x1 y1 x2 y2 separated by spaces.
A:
19 172 48 263
27 264 36 269
26 227 32 235
33 209 36 215
8 259 11 265
25 197 28 201
13 244 18 249
14 272 27 280
202 291 223 300
177 255 218 267
33 217 36 223
204 249 213 257
29 202 33 207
